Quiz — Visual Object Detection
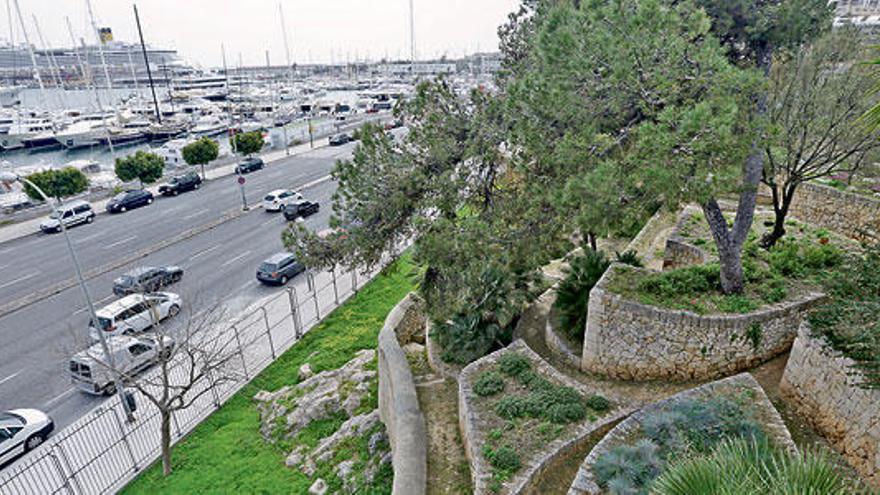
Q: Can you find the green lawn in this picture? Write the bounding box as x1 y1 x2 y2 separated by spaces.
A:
123 254 417 494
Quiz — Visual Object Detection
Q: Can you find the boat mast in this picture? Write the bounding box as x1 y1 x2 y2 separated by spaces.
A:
222 43 236 154
11 0 45 96
79 37 115 156
65 16 88 85
133 4 162 124
278 3 294 84
31 15 67 109
408 0 416 75
84 0 113 90
126 49 140 95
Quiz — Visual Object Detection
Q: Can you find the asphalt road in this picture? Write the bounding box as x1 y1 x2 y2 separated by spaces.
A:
0 141 355 431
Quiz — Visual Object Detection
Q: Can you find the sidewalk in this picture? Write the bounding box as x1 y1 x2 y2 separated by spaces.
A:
0 119 364 246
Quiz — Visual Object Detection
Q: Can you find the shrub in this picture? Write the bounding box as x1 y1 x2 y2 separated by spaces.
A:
473 371 505 397
637 264 720 299
495 395 529 420
593 439 664 493
546 402 587 423
715 294 759 314
615 250 644 267
487 445 521 473
553 251 611 342
585 394 611 412
497 353 531 378
652 437 851 495
518 370 554 392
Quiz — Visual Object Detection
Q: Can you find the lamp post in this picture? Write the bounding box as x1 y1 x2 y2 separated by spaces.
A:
0 172 136 423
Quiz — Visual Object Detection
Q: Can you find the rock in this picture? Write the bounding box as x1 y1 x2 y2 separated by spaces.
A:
308 478 328 495
298 363 314 380
336 459 355 481
403 342 425 355
380 451 393 465
368 431 388 455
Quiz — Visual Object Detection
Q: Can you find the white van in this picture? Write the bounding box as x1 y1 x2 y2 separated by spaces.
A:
39 200 95 233
69 335 175 395
89 292 181 342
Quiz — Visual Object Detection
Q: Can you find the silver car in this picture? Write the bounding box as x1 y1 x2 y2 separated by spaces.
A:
0 409 54 465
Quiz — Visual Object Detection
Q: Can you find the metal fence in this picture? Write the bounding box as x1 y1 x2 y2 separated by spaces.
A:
0 261 383 495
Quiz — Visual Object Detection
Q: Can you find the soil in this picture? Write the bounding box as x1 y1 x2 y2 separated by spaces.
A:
417 377 472 495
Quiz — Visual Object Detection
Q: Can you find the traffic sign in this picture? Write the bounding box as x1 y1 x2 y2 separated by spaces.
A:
238 176 246 185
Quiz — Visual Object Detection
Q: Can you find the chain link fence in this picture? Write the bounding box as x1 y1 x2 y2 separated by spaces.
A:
0 261 383 495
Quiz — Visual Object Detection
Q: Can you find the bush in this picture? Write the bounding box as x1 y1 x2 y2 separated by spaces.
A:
585 394 611 412
767 237 842 279
593 439 664 493
497 353 531 377
518 370 554 392
495 395 529 420
487 445 521 473
553 251 611 342
652 437 851 495
637 264 720 299
473 371 505 397
615 250 643 267
546 402 587 423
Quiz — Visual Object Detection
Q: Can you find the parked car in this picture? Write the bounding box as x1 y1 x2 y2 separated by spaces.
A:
88 292 181 342
69 335 175 395
106 190 153 213
329 133 351 146
39 200 95 233
235 157 264 174
282 200 320 221
263 189 303 212
0 409 54 465
256 252 305 285
158 172 202 196
112 266 184 296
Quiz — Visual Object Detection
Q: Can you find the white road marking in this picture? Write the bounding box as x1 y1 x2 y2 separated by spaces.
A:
73 295 115 316
261 217 279 227
190 244 221 261
74 233 101 245
103 235 137 250
0 263 7 270
221 250 252 268
0 271 38 290
236 280 257 292
182 208 210 220
44 388 76 409
0 371 21 386
160 205 186 217
0 247 13 255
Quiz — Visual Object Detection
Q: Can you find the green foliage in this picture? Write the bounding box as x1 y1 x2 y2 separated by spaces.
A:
495 395 529 420
122 254 416 493
553 251 611 342
615 250 643 268
653 437 851 495
473 371 505 397
638 264 721 300
231 131 264 156
115 151 164 186
809 245 880 389
182 137 219 166
483 445 521 474
767 237 842 278
22 167 89 201
497 352 531 378
585 395 611 413
593 439 664 495
745 323 763 350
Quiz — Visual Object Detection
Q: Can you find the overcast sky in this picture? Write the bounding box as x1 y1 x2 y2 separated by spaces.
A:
11 0 519 68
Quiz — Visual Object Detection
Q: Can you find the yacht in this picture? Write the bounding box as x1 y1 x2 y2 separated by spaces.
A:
0 117 55 151
191 115 227 137
0 86 22 107
64 159 120 190
54 113 115 150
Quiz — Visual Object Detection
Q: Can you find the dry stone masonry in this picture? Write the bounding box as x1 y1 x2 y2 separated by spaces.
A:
581 264 824 381
788 182 880 243
780 323 880 488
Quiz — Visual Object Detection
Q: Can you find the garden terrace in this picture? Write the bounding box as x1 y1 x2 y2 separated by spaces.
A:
458 340 634 494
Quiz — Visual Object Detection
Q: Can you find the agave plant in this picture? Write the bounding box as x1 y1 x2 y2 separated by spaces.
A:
652 437 851 495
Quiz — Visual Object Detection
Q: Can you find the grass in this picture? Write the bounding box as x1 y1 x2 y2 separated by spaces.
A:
123 253 417 494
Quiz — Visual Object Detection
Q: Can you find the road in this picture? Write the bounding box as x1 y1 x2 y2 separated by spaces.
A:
0 141 356 431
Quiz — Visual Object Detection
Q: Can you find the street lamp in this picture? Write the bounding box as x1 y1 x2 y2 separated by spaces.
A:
0 171 136 422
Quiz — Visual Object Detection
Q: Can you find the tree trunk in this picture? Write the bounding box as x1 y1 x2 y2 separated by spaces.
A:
703 199 746 294
586 231 598 252
761 183 794 249
161 411 173 476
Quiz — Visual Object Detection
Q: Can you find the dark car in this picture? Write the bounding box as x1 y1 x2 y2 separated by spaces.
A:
112 265 184 296
158 172 202 196
106 190 154 213
329 134 351 146
282 200 320 221
256 253 305 286
235 158 264 174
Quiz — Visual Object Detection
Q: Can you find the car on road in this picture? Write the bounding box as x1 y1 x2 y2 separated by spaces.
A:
39 200 95 233
329 133 352 146
235 157 264 174
158 172 202 196
89 292 182 342
69 335 175 395
282 200 320 221
263 189 303 212
0 409 54 465
256 252 305 285
106 189 154 213
112 266 184 296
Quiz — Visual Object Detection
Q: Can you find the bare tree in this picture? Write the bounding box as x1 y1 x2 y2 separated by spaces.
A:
762 28 880 247
77 297 241 476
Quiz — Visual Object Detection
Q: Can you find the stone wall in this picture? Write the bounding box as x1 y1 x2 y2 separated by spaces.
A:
788 182 880 243
780 323 880 488
545 305 583 369
662 205 711 270
581 264 824 381
569 373 795 494
377 293 428 495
